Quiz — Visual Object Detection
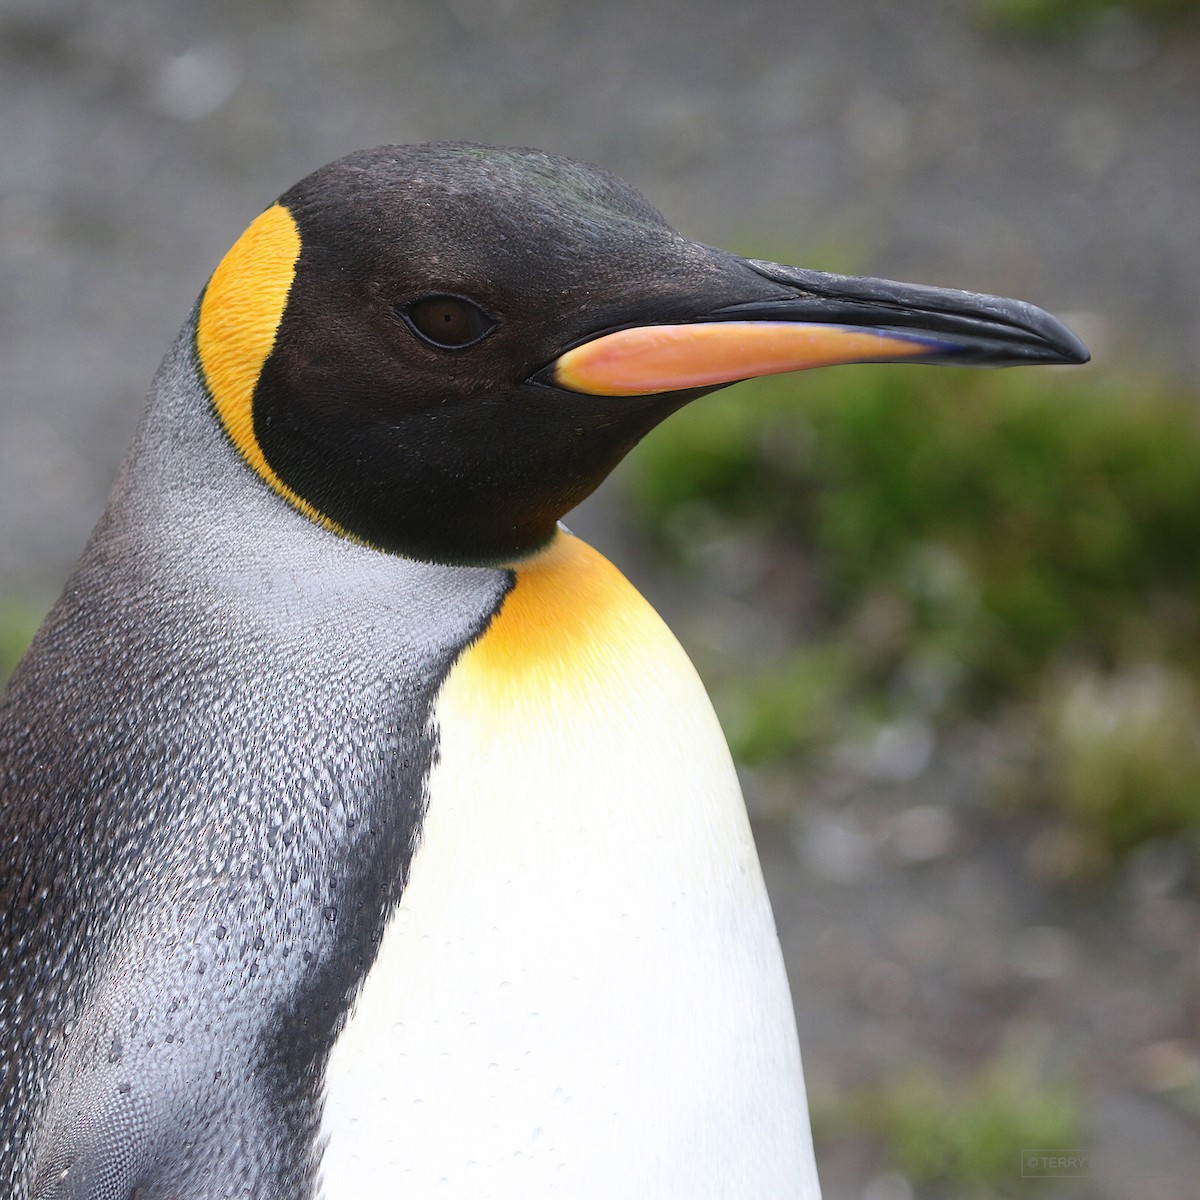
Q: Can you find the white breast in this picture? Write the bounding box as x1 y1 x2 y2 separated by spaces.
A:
318 535 821 1198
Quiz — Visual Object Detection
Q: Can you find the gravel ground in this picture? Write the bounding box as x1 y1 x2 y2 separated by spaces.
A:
3 1 1199 1195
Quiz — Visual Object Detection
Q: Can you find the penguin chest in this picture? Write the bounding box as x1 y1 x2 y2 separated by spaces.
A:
318 534 817 1199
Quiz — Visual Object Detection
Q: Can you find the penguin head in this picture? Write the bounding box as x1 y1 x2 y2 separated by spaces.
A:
196 142 1088 566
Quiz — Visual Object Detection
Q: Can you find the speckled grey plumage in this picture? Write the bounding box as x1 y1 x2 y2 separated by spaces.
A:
0 309 510 1199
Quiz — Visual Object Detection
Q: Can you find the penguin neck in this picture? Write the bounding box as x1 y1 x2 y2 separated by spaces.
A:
317 531 819 1198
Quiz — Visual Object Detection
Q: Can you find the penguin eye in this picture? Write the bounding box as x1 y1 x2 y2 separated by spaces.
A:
401 295 496 349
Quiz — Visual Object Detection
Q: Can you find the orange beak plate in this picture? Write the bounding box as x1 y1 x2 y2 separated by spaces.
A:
552 321 944 397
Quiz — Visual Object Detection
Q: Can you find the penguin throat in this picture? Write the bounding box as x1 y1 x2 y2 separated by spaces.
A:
247 380 671 566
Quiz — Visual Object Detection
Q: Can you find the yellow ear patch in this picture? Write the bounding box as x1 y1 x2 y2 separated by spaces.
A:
196 203 344 535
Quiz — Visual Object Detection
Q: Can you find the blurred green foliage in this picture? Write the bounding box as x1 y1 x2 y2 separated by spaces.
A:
0 599 44 689
816 1051 1083 1196
1043 664 1200 854
976 0 1200 33
626 362 1200 861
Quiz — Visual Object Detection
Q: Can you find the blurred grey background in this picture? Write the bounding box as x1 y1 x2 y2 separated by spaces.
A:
3 1 1199 1196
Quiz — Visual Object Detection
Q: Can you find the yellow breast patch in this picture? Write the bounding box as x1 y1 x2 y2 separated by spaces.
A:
450 530 672 705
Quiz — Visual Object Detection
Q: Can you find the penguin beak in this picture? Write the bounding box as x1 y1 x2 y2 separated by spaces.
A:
549 258 1090 397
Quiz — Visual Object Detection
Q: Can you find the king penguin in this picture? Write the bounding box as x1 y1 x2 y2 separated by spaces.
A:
0 143 1087 1200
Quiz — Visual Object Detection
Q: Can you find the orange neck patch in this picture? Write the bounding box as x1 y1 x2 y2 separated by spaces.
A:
196 203 345 536
454 531 670 702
